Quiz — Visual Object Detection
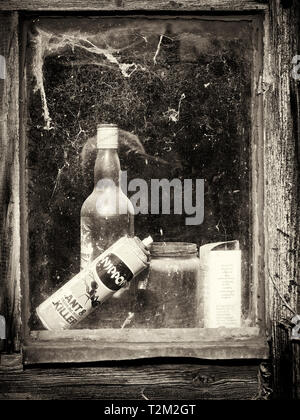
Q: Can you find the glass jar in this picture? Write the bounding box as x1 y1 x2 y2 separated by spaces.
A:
132 242 203 328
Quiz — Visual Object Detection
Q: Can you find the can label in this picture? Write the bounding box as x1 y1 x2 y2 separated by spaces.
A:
96 252 134 291
51 288 87 327
38 252 135 330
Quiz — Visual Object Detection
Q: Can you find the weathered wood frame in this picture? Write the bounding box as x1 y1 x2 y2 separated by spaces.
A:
0 0 299 399
0 1 272 12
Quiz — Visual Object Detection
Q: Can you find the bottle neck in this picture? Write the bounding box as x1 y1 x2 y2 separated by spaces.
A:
94 148 121 187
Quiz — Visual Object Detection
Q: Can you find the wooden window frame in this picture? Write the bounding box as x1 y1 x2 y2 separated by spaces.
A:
0 0 298 375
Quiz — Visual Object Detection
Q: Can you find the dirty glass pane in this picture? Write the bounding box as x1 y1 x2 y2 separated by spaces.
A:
27 17 253 330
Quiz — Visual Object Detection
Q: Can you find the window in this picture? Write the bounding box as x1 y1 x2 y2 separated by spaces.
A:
20 12 267 363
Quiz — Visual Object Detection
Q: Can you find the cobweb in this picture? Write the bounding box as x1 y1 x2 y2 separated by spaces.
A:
29 23 147 130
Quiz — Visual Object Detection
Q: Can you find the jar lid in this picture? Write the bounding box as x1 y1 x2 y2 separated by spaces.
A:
150 242 197 257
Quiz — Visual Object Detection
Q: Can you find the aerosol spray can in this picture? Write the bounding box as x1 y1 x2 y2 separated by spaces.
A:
36 235 153 330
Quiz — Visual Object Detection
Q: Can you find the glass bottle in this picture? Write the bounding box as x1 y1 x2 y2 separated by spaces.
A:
81 124 134 270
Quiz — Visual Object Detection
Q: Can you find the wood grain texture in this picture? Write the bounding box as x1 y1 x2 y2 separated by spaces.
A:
0 363 261 400
0 1 269 12
290 0 300 402
292 342 300 399
0 12 21 354
262 0 300 400
0 354 23 373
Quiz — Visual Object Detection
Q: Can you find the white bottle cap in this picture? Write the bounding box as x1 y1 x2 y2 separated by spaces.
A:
142 236 153 248
97 124 118 149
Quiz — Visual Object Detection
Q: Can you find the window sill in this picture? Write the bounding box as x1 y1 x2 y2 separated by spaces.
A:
24 327 269 364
